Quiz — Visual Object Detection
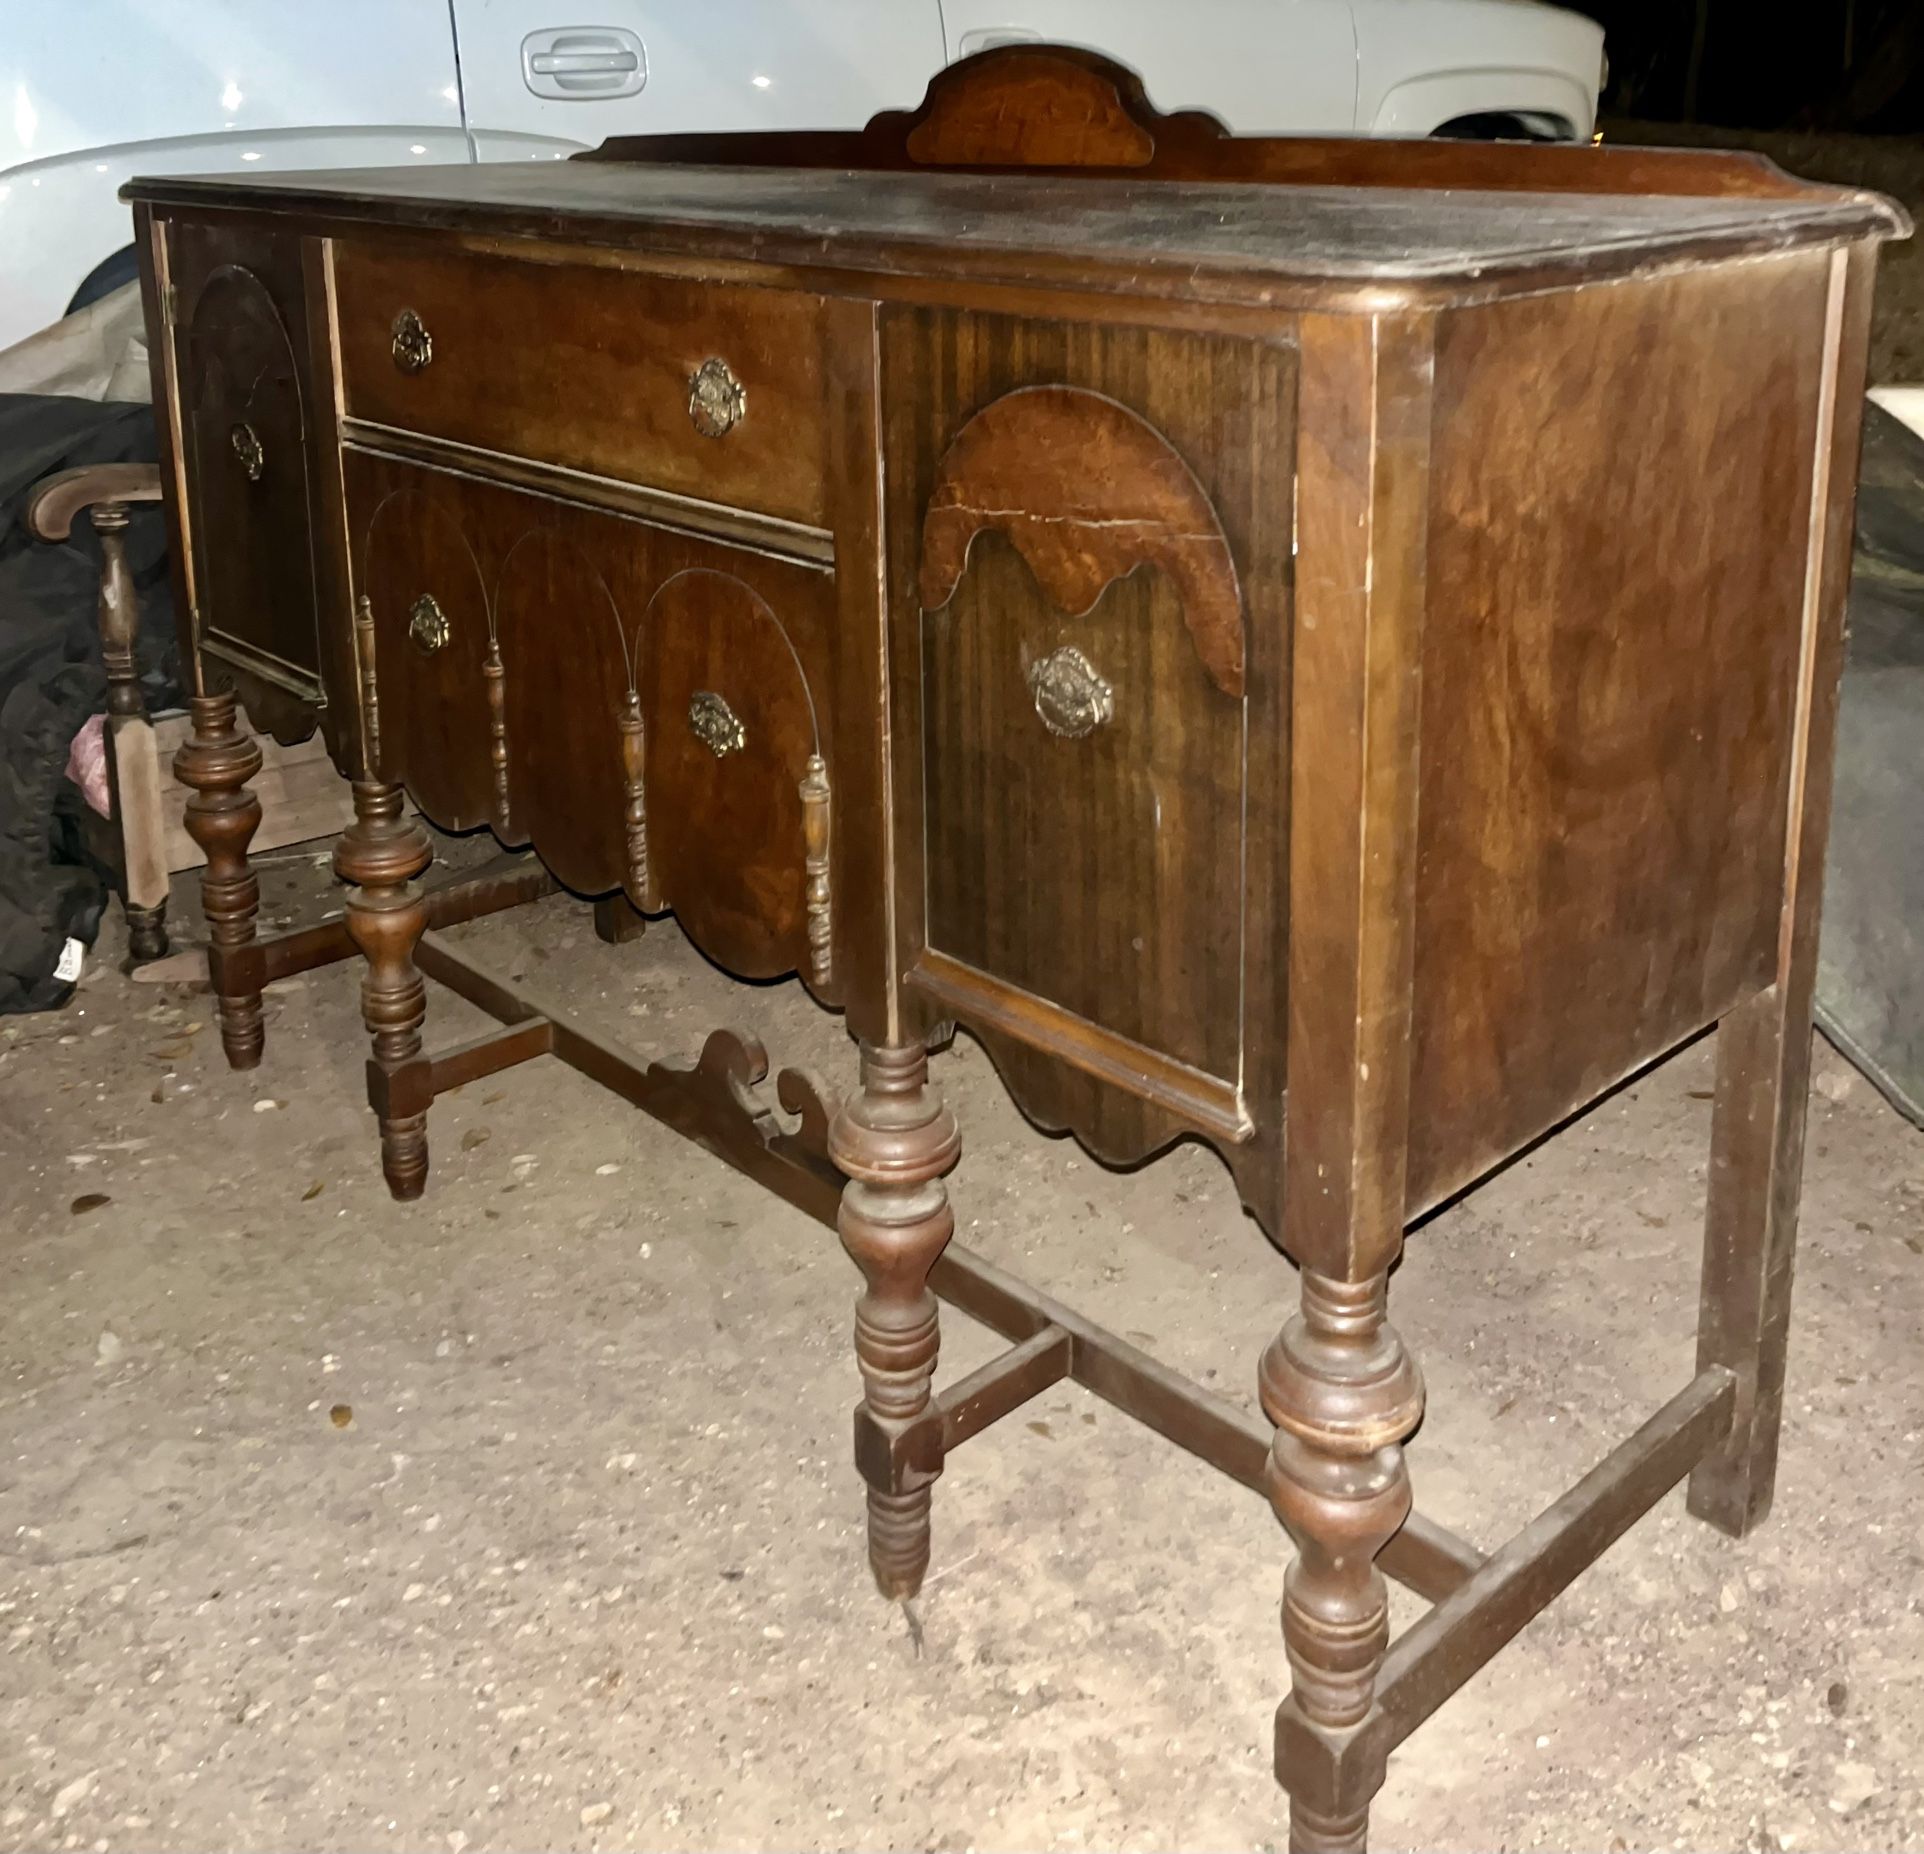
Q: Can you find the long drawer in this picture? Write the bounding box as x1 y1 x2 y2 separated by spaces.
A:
333 244 832 527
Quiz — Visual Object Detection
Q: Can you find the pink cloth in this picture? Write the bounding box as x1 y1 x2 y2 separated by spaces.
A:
66 712 112 817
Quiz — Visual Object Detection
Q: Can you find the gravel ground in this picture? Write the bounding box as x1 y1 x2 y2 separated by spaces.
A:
1 845 1920 1854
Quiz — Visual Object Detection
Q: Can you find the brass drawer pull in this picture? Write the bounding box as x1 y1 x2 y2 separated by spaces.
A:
391 307 434 374
688 357 746 437
229 422 264 482
1028 645 1114 739
408 593 451 655
689 689 745 757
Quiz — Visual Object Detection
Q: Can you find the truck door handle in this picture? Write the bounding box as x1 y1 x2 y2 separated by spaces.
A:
521 28 647 99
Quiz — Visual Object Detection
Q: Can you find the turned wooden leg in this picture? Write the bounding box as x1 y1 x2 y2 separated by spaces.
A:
333 781 433 1200
828 1041 961 1599
1262 1270 1424 1854
173 692 264 1068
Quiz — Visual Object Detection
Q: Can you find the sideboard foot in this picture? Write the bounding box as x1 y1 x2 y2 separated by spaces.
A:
1262 1269 1424 1854
334 780 434 1200
173 691 265 1069
830 1041 962 1599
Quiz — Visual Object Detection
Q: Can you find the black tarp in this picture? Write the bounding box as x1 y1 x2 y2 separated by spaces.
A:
0 394 177 1013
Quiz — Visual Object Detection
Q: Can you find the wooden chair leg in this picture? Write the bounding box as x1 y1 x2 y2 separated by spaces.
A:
89 498 171 964
829 1040 961 1598
23 465 170 965
123 899 169 963
173 692 264 1068
334 780 433 1200
1262 1270 1425 1853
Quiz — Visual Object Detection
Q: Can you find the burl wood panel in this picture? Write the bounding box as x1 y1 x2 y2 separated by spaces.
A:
883 307 1294 1165
342 451 836 980
1407 252 1834 1210
166 221 323 717
919 384 1245 697
333 243 831 527
903 47 1156 168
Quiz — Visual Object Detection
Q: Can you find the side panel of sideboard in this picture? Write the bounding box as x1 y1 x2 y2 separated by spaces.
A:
1407 249 1838 1211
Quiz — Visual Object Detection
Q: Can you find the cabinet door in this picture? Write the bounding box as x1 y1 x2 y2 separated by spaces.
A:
168 221 323 730
883 308 1294 1164
342 450 501 833
344 451 836 984
638 558 832 981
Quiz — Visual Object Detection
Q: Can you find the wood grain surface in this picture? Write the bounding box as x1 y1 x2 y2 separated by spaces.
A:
335 243 830 526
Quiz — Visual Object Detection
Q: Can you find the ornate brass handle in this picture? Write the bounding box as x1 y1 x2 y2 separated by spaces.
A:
1028 645 1114 739
688 689 745 757
688 357 745 438
391 307 433 374
230 422 264 482
408 593 450 656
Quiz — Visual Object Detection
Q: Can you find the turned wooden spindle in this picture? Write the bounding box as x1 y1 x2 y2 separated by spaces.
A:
333 780 434 1198
354 593 382 773
799 753 832 990
618 687 648 906
173 691 266 1066
1261 1271 1424 1854
829 1040 961 1597
484 638 511 833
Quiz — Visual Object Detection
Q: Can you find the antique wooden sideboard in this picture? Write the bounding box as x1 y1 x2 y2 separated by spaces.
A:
126 49 1906 1850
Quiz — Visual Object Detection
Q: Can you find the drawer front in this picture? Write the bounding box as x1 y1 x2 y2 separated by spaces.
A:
883 307 1294 1158
167 220 324 714
343 448 836 984
333 244 831 527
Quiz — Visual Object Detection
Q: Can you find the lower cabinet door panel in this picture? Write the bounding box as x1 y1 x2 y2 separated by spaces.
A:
882 306 1296 1156
344 450 836 980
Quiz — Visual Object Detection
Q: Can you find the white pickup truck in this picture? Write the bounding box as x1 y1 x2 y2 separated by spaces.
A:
0 0 1606 353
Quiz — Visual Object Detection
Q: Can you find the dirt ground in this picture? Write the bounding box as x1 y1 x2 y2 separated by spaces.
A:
1 842 1921 1854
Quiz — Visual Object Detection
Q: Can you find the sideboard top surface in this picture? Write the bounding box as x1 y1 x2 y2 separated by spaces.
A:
125 161 1904 308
